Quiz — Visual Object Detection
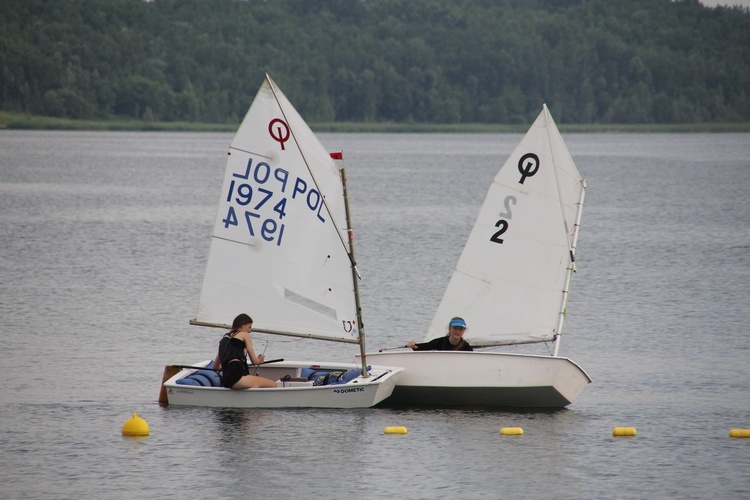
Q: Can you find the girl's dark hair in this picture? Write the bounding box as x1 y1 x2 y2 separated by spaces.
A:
232 313 253 331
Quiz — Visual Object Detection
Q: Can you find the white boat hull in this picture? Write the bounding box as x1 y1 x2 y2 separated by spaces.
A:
163 360 403 409
364 351 591 408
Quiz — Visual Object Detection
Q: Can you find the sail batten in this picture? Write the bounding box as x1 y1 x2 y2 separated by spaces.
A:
426 106 584 346
284 288 338 320
229 147 275 160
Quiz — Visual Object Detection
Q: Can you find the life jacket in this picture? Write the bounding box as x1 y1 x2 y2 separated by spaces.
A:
218 331 247 367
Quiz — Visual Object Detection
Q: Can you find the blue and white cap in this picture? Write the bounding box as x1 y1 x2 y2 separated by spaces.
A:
449 317 467 329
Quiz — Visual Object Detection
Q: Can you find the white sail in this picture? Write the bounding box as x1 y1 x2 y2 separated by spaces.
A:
193 75 358 343
426 104 585 346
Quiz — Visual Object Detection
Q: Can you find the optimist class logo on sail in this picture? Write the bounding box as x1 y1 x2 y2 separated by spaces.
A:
268 118 290 150
218 119 328 247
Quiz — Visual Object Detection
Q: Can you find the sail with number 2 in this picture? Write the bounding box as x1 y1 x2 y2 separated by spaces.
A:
426 104 586 349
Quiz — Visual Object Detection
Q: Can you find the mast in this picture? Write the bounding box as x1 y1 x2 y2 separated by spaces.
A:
552 178 587 357
335 153 369 377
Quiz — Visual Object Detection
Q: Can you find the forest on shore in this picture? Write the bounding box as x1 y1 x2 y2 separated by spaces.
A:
2 0 749 126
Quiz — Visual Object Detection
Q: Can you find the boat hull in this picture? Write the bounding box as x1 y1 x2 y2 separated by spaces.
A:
162 360 403 409
364 351 591 408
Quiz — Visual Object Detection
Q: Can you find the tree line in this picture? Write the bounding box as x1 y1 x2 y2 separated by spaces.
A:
2 0 749 125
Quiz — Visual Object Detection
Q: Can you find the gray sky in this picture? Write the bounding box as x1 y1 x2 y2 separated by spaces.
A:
700 0 750 7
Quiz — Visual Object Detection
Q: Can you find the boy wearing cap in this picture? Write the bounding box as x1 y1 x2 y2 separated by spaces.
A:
406 317 473 351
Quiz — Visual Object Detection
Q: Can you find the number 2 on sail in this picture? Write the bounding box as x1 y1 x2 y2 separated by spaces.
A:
490 195 517 244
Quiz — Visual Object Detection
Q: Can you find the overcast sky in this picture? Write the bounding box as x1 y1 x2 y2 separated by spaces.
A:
699 0 750 7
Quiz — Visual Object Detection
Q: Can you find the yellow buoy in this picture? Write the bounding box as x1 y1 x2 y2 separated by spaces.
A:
613 426 637 437
122 412 150 437
500 427 524 436
384 426 407 434
729 429 750 438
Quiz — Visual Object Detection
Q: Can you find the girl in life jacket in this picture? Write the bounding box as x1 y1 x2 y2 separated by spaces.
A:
213 313 277 389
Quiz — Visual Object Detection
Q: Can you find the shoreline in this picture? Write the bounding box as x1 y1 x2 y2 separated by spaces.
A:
2 111 749 133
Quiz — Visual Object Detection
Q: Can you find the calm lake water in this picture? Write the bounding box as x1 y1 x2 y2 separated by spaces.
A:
1 130 749 499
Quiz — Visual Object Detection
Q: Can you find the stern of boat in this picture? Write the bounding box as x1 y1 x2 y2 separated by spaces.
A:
365 351 590 408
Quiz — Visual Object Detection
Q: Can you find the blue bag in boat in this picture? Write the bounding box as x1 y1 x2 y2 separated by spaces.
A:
175 361 222 387
302 366 371 386
331 369 361 385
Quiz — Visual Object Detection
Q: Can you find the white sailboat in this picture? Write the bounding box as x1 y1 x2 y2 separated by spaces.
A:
367 105 591 408
160 74 401 409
